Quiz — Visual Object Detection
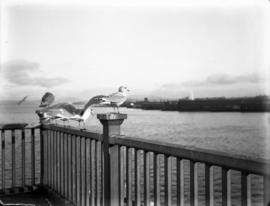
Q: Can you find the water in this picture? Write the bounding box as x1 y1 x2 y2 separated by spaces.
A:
0 103 269 160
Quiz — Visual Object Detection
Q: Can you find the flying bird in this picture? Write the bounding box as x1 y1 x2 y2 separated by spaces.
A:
17 96 28 105
39 92 55 107
100 86 130 113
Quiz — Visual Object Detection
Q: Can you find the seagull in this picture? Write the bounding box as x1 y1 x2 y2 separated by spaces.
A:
36 96 106 128
39 92 55 107
69 95 108 128
37 102 80 125
69 107 92 129
17 96 28 105
101 86 130 113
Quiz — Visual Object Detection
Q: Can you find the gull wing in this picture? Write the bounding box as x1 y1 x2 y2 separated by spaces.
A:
40 92 55 107
106 92 126 103
82 95 109 111
42 102 80 116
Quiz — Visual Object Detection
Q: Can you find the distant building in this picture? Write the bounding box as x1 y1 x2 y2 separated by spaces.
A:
189 90 195 100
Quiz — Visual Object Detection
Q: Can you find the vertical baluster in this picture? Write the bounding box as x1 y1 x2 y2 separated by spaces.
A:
50 130 53 187
43 129 47 185
59 132 64 195
264 175 270 206
227 170 231 206
96 141 100 206
53 130 56 190
74 136 78 204
55 130 58 191
51 130 54 189
190 161 198 206
54 131 57 191
62 131 65 195
165 155 172 206
31 128 35 186
91 140 95 206
40 126 45 186
94 140 98 206
63 132 66 195
205 164 214 206
135 149 141 206
144 151 150 206
21 128 26 187
40 129 47 185
56 131 60 193
177 158 184 206
46 130 51 186
126 147 132 206
51 130 54 190
11 129 16 189
241 172 251 206
1 129 5 191
154 153 160 206
86 138 90 206
119 147 125 206
65 133 69 198
70 135 74 203
81 138 86 206
222 168 231 206
68 134 72 200
78 137 82 206
100 142 104 206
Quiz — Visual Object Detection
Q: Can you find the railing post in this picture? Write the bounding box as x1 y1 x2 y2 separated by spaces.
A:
37 115 47 186
97 113 127 206
264 175 270 206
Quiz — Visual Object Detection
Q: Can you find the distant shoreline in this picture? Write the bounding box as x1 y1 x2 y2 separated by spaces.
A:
124 95 270 112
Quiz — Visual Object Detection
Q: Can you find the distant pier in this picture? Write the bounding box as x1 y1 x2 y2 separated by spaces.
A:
125 95 270 112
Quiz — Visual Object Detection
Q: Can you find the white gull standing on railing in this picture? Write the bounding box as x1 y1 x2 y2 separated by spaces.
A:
100 86 130 113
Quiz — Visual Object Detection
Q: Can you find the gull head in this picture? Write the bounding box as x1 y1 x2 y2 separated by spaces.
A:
118 86 130 93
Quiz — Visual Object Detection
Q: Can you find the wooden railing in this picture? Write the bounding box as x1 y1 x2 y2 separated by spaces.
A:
0 123 40 194
41 123 104 206
0 113 270 206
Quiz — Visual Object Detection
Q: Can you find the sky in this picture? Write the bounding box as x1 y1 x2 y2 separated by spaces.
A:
0 0 269 101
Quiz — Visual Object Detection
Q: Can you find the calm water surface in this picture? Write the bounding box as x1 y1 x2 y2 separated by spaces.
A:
0 103 269 160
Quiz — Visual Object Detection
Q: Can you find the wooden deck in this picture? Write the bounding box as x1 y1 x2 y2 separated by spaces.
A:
0 188 73 206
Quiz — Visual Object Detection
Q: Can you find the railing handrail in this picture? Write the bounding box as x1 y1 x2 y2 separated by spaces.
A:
3 122 268 176
41 124 102 141
110 135 270 176
40 123 270 177
0 123 28 130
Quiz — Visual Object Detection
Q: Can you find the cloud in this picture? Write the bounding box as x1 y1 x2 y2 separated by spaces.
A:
182 73 266 87
1 60 69 88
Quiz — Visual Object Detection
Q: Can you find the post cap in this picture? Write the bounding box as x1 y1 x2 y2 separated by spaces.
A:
97 113 127 121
